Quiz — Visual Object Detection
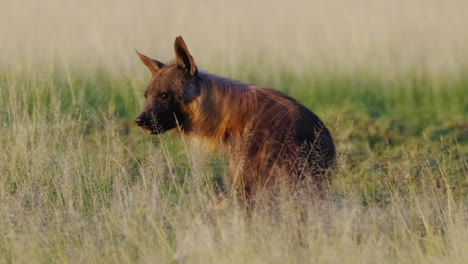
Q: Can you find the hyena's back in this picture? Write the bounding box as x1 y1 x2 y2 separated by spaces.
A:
228 86 336 195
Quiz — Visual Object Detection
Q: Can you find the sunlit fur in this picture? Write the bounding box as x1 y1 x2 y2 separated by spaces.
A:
183 72 336 201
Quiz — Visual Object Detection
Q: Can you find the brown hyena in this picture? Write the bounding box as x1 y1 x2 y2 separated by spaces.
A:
135 36 335 206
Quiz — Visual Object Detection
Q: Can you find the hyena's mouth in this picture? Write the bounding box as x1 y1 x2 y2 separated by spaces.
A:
139 126 159 135
136 116 175 135
139 123 172 135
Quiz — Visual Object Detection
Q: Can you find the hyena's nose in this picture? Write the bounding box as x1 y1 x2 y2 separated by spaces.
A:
135 117 147 126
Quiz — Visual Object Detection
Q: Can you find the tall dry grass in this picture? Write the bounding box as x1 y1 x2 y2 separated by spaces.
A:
1 71 466 262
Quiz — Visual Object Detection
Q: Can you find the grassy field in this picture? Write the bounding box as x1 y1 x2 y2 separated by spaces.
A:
1 0 467 263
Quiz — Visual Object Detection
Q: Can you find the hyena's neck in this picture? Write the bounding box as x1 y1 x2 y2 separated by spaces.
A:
185 72 258 144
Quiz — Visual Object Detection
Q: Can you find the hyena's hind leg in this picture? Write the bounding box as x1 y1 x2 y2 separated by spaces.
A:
293 139 335 198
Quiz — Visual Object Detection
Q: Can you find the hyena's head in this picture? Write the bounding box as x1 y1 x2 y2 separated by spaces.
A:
135 36 199 134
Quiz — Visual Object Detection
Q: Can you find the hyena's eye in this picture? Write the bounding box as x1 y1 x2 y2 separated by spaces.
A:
159 92 168 99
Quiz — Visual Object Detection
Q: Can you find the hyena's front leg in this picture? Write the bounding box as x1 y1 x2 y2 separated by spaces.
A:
226 153 259 209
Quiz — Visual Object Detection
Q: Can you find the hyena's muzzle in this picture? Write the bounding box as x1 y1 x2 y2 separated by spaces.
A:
135 107 181 135
134 111 158 134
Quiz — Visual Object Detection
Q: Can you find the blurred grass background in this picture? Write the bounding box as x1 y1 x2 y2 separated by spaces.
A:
0 0 466 263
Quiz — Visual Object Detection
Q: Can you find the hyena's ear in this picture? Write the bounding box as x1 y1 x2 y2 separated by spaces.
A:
174 36 197 76
135 50 165 77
